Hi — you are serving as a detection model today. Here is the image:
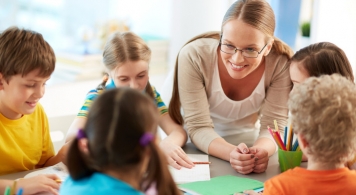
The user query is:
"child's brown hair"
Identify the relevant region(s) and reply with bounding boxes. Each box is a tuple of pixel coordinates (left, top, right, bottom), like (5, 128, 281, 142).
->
(0, 27, 55, 81)
(289, 74, 356, 164)
(289, 42, 354, 81)
(66, 88, 180, 195)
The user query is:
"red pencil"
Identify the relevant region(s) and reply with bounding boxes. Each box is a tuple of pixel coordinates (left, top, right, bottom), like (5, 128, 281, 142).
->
(193, 162, 211, 164)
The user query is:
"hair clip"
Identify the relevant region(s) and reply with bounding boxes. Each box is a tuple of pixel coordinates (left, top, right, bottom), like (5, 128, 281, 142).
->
(139, 132, 154, 146)
(77, 129, 86, 140)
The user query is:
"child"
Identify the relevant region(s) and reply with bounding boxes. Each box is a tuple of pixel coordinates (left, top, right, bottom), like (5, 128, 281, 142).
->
(65, 31, 193, 169)
(242, 74, 356, 195)
(0, 27, 65, 194)
(60, 88, 181, 195)
(289, 42, 355, 166)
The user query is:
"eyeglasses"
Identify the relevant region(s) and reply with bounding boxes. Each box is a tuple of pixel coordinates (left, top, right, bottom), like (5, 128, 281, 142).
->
(220, 43, 268, 58)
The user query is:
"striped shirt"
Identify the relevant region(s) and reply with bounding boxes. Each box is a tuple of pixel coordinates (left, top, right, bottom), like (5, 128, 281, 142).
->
(77, 80, 168, 117)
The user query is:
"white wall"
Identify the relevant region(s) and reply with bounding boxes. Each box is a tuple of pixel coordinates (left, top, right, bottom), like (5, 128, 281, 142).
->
(312, 0, 356, 78)
(168, 0, 233, 70)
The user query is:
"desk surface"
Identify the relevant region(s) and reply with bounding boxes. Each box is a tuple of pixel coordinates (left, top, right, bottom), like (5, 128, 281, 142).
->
(183, 142, 306, 182)
(0, 143, 307, 182)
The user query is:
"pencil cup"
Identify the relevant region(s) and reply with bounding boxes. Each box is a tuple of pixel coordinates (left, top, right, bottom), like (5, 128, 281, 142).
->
(278, 149, 303, 172)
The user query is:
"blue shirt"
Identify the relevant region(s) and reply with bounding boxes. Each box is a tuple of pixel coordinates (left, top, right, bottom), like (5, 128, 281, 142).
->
(60, 172, 143, 195)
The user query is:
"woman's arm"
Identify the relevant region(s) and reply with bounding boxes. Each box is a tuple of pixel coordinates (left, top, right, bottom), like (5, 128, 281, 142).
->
(159, 113, 194, 169)
(177, 40, 222, 154)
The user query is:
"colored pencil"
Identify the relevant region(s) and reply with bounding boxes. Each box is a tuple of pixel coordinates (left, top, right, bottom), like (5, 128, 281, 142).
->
(193, 162, 211, 164)
(286, 123, 293, 151)
(284, 126, 288, 147)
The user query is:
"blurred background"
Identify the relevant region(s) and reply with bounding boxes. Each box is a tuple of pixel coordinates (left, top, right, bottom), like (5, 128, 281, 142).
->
(1, 0, 355, 151)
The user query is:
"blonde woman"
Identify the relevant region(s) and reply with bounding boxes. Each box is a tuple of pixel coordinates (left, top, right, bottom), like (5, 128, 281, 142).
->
(169, 0, 294, 174)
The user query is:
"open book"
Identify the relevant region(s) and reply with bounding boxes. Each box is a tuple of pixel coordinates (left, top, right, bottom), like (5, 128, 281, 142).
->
(169, 154, 210, 184)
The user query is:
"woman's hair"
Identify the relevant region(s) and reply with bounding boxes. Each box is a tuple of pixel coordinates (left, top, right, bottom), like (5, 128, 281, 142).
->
(97, 31, 154, 98)
(290, 42, 354, 81)
(66, 88, 180, 195)
(0, 26, 55, 82)
(289, 74, 356, 164)
(169, 0, 293, 124)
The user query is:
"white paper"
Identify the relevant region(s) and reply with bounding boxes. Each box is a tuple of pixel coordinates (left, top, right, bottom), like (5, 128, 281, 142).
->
(24, 162, 68, 180)
(24, 163, 69, 195)
(169, 154, 210, 184)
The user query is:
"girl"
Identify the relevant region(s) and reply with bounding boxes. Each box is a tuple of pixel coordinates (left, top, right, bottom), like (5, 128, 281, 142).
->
(60, 88, 181, 195)
(66, 32, 193, 169)
(169, 0, 293, 174)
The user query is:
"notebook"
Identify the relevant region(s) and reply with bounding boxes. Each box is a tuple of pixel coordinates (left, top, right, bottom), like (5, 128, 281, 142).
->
(169, 154, 210, 184)
(179, 175, 264, 195)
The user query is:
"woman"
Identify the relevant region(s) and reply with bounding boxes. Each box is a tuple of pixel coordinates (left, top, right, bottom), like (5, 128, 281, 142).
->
(169, 0, 293, 174)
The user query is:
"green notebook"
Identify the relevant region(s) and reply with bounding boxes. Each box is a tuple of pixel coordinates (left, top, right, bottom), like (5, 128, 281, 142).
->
(179, 175, 264, 195)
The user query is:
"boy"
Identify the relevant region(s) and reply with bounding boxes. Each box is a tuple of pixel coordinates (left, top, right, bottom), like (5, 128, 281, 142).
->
(242, 74, 356, 195)
(0, 27, 64, 194)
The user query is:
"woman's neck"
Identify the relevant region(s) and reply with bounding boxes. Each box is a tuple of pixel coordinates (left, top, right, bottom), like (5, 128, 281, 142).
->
(104, 169, 142, 190)
(307, 157, 345, 171)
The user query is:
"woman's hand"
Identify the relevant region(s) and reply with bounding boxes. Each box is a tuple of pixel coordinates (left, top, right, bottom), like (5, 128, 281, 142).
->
(230, 143, 257, 174)
(159, 140, 194, 169)
(249, 146, 269, 173)
(17, 174, 60, 195)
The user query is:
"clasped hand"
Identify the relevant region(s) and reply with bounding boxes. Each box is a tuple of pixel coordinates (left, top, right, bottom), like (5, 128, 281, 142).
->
(229, 143, 269, 174)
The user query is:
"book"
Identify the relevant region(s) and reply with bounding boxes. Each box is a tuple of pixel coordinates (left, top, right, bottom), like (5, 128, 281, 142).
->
(179, 175, 264, 195)
(169, 154, 210, 184)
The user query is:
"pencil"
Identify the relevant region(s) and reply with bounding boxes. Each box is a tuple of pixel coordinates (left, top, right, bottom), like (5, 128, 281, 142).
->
(55, 179, 62, 183)
(4, 186, 10, 195)
(286, 123, 293, 151)
(273, 120, 279, 133)
(284, 126, 288, 147)
(193, 162, 211, 164)
(17, 188, 23, 195)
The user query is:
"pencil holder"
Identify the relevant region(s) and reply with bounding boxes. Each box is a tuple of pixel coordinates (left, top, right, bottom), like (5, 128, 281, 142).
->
(278, 149, 303, 172)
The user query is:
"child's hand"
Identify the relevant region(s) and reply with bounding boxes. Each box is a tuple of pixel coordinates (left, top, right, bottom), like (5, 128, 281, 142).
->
(159, 140, 194, 169)
(230, 143, 255, 174)
(17, 174, 60, 195)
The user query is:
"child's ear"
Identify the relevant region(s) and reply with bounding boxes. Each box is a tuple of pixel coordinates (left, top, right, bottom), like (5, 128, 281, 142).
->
(78, 138, 90, 155)
(297, 133, 309, 149)
(0, 73, 4, 90)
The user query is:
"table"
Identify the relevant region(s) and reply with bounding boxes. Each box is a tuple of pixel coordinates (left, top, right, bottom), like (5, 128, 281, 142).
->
(0, 143, 307, 182)
(183, 142, 307, 182)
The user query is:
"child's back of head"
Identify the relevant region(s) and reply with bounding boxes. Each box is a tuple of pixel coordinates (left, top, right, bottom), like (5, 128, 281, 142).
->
(0, 26, 55, 81)
(65, 88, 180, 195)
(289, 74, 356, 164)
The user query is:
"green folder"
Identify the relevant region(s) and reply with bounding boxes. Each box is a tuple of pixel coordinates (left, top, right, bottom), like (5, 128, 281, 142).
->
(179, 175, 264, 195)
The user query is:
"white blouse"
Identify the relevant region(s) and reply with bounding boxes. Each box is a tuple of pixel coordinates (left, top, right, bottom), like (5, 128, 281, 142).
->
(208, 63, 266, 140)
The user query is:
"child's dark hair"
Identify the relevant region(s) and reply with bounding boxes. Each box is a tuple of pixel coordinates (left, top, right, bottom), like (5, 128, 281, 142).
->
(97, 31, 154, 99)
(66, 88, 180, 195)
(290, 42, 354, 81)
(0, 26, 55, 81)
